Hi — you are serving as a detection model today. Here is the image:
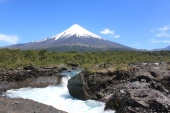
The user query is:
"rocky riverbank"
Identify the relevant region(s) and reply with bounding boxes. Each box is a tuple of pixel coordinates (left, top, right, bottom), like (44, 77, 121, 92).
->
(67, 62, 170, 112)
(0, 64, 68, 93)
(0, 64, 69, 113)
(0, 97, 67, 113)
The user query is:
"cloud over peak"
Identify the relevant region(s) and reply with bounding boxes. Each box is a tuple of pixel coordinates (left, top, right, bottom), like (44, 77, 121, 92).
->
(114, 35, 120, 38)
(0, 34, 19, 44)
(100, 28, 114, 35)
(100, 28, 120, 38)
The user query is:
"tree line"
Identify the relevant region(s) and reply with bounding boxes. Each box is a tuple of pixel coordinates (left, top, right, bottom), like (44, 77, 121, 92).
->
(0, 48, 170, 69)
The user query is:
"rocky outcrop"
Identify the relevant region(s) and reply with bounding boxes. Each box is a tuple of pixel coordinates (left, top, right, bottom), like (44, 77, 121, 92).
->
(0, 97, 67, 113)
(68, 69, 136, 101)
(0, 65, 68, 93)
(160, 76, 170, 91)
(67, 62, 170, 112)
(105, 89, 170, 113)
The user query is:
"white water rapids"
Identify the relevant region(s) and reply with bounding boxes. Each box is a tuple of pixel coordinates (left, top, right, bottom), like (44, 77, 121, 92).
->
(4, 70, 114, 113)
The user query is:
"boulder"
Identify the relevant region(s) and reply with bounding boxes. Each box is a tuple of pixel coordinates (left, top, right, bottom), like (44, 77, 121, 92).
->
(104, 92, 122, 110)
(67, 71, 91, 100)
(105, 89, 170, 113)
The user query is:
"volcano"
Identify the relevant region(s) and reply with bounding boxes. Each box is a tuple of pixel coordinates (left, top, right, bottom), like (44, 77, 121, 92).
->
(7, 24, 134, 51)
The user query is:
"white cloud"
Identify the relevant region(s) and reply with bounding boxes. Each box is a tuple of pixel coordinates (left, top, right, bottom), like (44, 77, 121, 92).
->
(156, 32, 170, 37)
(151, 25, 170, 38)
(150, 39, 170, 44)
(114, 35, 120, 38)
(100, 28, 114, 34)
(0, 34, 19, 44)
(162, 40, 170, 43)
(100, 28, 120, 38)
(158, 26, 170, 32)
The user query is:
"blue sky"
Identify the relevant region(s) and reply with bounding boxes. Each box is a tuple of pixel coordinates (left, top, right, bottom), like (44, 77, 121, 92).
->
(0, 0, 170, 50)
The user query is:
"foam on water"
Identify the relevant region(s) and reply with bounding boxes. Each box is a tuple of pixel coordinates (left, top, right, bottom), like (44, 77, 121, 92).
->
(4, 70, 115, 113)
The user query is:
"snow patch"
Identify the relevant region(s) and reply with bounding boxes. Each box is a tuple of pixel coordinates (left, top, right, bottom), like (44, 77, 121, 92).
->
(35, 38, 50, 43)
(52, 24, 102, 40)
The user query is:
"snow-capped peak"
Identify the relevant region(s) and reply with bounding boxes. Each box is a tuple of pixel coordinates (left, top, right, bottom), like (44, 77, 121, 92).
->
(53, 24, 102, 40)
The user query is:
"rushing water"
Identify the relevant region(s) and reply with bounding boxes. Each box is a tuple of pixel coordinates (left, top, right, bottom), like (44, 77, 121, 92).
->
(4, 70, 114, 113)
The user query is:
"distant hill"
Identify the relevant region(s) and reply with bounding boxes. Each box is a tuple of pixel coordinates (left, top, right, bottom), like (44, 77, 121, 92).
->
(163, 45, 170, 50)
(154, 45, 170, 51)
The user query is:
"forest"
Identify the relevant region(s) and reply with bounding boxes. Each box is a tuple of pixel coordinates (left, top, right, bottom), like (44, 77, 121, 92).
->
(0, 48, 170, 69)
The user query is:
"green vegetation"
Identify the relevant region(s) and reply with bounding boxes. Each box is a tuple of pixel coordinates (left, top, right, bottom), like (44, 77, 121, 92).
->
(0, 48, 170, 69)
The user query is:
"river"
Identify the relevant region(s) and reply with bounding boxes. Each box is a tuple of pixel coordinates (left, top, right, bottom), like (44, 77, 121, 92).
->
(4, 70, 114, 113)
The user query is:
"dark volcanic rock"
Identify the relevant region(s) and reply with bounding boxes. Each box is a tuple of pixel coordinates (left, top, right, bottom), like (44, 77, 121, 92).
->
(67, 69, 136, 101)
(0, 65, 68, 93)
(67, 62, 170, 112)
(105, 89, 170, 113)
(160, 76, 170, 91)
(0, 65, 70, 113)
(67, 71, 90, 100)
(0, 97, 67, 113)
